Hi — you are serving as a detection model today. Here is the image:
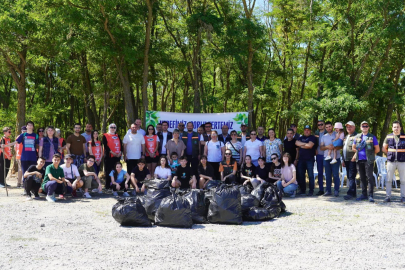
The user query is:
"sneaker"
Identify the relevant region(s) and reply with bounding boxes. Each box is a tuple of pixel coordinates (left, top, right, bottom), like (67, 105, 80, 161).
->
(17, 184, 23, 188)
(383, 196, 391, 203)
(334, 190, 339, 197)
(25, 196, 33, 201)
(330, 159, 337, 164)
(356, 194, 368, 201)
(324, 156, 332, 160)
(59, 194, 65, 199)
(83, 192, 92, 198)
(77, 188, 83, 193)
(369, 196, 375, 203)
(131, 190, 137, 196)
(0, 184, 5, 188)
(46, 195, 56, 203)
(316, 190, 325, 196)
(92, 189, 99, 193)
(112, 191, 118, 196)
(307, 191, 314, 196)
(123, 192, 130, 197)
(344, 195, 354, 200)
(290, 191, 296, 198)
(33, 196, 40, 200)
(323, 191, 332, 196)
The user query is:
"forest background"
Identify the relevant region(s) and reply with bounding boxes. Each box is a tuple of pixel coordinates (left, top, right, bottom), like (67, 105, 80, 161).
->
(1, 0, 404, 149)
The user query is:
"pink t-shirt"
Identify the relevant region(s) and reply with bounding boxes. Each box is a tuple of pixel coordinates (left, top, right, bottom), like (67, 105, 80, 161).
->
(281, 164, 297, 184)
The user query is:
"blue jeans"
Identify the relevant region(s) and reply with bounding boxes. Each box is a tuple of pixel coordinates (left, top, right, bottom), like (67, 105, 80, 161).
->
(297, 159, 315, 193)
(323, 158, 341, 193)
(277, 181, 298, 196)
(344, 160, 357, 197)
(316, 154, 324, 191)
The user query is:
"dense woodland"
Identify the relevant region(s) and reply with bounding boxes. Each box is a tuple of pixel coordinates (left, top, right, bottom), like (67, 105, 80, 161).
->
(1, 0, 404, 147)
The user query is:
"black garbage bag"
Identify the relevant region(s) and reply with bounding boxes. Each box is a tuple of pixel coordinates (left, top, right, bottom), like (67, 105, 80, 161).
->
(155, 193, 193, 228)
(112, 197, 152, 227)
(280, 201, 286, 213)
(261, 184, 282, 209)
(180, 189, 207, 224)
(268, 206, 282, 218)
(143, 178, 171, 189)
(137, 195, 146, 206)
(239, 185, 253, 195)
(205, 180, 222, 190)
(207, 185, 242, 225)
(144, 188, 172, 221)
(251, 182, 270, 201)
(241, 194, 260, 212)
(242, 207, 274, 221)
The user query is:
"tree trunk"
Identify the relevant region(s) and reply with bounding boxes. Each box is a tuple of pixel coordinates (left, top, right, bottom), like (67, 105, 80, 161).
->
(115, 57, 136, 127)
(80, 51, 99, 129)
(192, 28, 201, 113)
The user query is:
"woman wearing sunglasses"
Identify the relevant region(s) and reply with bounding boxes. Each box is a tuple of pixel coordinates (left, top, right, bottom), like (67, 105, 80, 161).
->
(144, 124, 160, 174)
(220, 149, 238, 184)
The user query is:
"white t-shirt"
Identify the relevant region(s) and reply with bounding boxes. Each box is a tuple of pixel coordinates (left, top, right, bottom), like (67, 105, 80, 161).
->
(206, 140, 224, 162)
(154, 166, 171, 179)
(281, 164, 297, 184)
(123, 132, 145, 159)
(60, 164, 80, 179)
(161, 132, 169, 154)
(244, 139, 263, 161)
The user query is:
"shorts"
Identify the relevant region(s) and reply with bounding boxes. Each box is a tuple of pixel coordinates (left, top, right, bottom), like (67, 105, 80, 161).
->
(145, 156, 159, 163)
(333, 138, 343, 147)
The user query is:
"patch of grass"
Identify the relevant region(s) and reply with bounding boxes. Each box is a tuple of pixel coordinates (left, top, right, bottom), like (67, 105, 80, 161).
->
(10, 236, 37, 242)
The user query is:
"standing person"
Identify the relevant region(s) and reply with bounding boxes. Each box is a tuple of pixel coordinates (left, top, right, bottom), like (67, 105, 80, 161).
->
(126, 119, 146, 136)
(243, 131, 264, 166)
(320, 122, 343, 197)
(79, 155, 103, 198)
(268, 154, 282, 183)
(218, 125, 231, 143)
(263, 128, 283, 165)
(177, 122, 186, 136)
(166, 129, 186, 163)
(256, 126, 268, 142)
(198, 124, 206, 157)
(88, 130, 103, 176)
(324, 122, 345, 164)
(182, 122, 200, 175)
(24, 157, 46, 201)
(314, 120, 327, 195)
(81, 123, 93, 157)
(219, 149, 238, 184)
(283, 128, 299, 167)
(158, 121, 173, 157)
(276, 153, 298, 197)
(172, 156, 197, 189)
(130, 158, 152, 195)
(66, 123, 86, 167)
(295, 125, 317, 196)
(37, 127, 45, 142)
(342, 121, 358, 200)
(238, 123, 250, 147)
(39, 126, 60, 167)
(352, 121, 380, 202)
(15, 126, 26, 188)
(144, 124, 160, 175)
(198, 155, 215, 189)
(290, 124, 301, 140)
(60, 154, 83, 197)
(156, 123, 163, 136)
(204, 131, 225, 179)
(226, 130, 243, 165)
(123, 123, 146, 179)
(0, 127, 13, 188)
(154, 156, 172, 180)
(103, 123, 122, 189)
(200, 122, 213, 151)
(55, 128, 66, 162)
(382, 121, 405, 203)
(110, 162, 130, 197)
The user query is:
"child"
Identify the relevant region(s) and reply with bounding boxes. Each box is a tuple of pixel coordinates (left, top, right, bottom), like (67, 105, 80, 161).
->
(172, 156, 197, 190)
(168, 152, 180, 177)
(325, 122, 344, 164)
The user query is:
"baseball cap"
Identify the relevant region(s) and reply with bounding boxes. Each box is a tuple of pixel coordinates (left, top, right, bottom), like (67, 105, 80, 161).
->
(304, 125, 311, 130)
(345, 121, 355, 126)
(64, 154, 73, 159)
(360, 121, 369, 125)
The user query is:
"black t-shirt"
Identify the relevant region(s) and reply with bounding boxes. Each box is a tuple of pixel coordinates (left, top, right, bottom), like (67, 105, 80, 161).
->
(176, 165, 194, 189)
(256, 166, 269, 180)
(240, 163, 256, 178)
(270, 164, 282, 178)
(131, 167, 151, 183)
(27, 165, 45, 183)
(283, 138, 297, 160)
(198, 164, 215, 179)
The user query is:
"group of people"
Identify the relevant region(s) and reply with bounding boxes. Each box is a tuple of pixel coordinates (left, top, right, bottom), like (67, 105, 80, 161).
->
(1, 118, 404, 204)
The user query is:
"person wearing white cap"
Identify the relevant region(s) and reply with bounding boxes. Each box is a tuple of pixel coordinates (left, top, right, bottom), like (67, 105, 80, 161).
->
(324, 122, 344, 164)
(342, 121, 358, 200)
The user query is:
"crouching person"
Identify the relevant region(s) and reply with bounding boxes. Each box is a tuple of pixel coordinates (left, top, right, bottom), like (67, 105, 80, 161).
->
(219, 149, 238, 184)
(79, 155, 102, 198)
(130, 158, 151, 195)
(41, 154, 72, 203)
(276, 153, 298, 198)
(110, 162, 130, 197)
(60, 154, 83, 198)
(24, 157, 46, 201)
(172, 156, 197, 190)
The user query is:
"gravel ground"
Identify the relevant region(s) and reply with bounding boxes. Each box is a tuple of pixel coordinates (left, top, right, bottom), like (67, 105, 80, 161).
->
(1, 175, 405, 270)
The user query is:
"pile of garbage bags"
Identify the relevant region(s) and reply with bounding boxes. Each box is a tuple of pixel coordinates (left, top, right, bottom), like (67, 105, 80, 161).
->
(112, 178, 286, 228)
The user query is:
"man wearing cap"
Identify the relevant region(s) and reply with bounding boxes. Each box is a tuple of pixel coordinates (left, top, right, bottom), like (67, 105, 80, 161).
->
(342, 121, 358, 200)
(320, 121, 343, 196)
(238, 123, 250, 147)
(295, 125, 317, 195)
(382, 121, 405, 203)
(352, 121, 379, 202)
(314, 120, 327, 195)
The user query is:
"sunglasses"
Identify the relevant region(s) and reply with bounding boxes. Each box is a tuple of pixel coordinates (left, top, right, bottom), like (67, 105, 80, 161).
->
(39, 130, 44, 132)
(271, 157, 277, 160)
(110, 127, 117, 129)
(318, 124, 324, 126)
(362, 125, 369, 128)
(231, 133, 237, 136)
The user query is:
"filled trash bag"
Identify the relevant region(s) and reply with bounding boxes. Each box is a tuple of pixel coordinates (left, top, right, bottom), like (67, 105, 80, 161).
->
(280, 201, 286, 213)
(207, 185, 242, 225)
(112, 197, 152, 227)
(144, 188, 172, 221)
(155, 193, 193, 228)
(180, 189, 207, 224)
(268, 206, 282, 219)
(239, 185, 253, 195)
(143, 178, 171, 189)
(242, 207, 274, 221)
(137, 195, 146, 206)
(251, 182, 270, 201)
(205, 180, 222, 190)
(241, 194, 260, 212)
(261, 184, 282, 209)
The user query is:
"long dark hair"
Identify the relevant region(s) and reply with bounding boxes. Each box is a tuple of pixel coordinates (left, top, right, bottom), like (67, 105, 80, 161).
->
(270, 153, 281, 173)
(146, 124, 156, 135)
(199, 155, 208, 167)
(91, 130, 100, 147)
(158, 156, 170, 169)
(223, 149, 236, 164)
(113, 162, 123, 181)
(282, 152, 292, 167)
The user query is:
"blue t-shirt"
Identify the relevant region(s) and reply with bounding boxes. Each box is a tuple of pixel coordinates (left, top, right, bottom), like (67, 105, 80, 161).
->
(170, 160, 180, 175)
(353, 135, 378, 160)
(297, 135, 317, 161)
(109, 170, 127, 184)
(186, 132, 193, 155)
(16, 133, 39, 161)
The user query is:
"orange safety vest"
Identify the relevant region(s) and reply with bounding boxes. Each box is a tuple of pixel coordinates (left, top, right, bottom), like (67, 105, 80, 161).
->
(144, 135, 159, 157)
(1, 137, 12, 160)
(58, 138, 65, 158)
(104, 133, 121, 157)
(16, 142, 23, 160)
(90, 140, 102, 160)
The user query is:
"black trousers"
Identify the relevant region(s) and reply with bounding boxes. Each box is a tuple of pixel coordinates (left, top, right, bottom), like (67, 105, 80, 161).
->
(0, 153, 11, 185)
(357, 160, 375, 197)
(112, 181, 127, 192)
(186, 155, 199, 177)
(208, 162, 220, 180)
(104, 156, 121, 189)
(24, 176, 41, 197)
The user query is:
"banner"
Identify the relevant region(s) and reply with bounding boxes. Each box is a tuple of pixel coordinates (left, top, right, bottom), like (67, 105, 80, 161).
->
(145, 111, 248, 132)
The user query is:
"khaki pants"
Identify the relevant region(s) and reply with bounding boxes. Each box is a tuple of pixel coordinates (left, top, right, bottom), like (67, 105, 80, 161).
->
(386, 161, 405, 198)
(82, 176, 98, 189)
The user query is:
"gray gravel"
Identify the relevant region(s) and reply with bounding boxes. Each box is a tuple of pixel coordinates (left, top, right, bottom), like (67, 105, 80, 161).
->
(1, 175, 405, 270)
